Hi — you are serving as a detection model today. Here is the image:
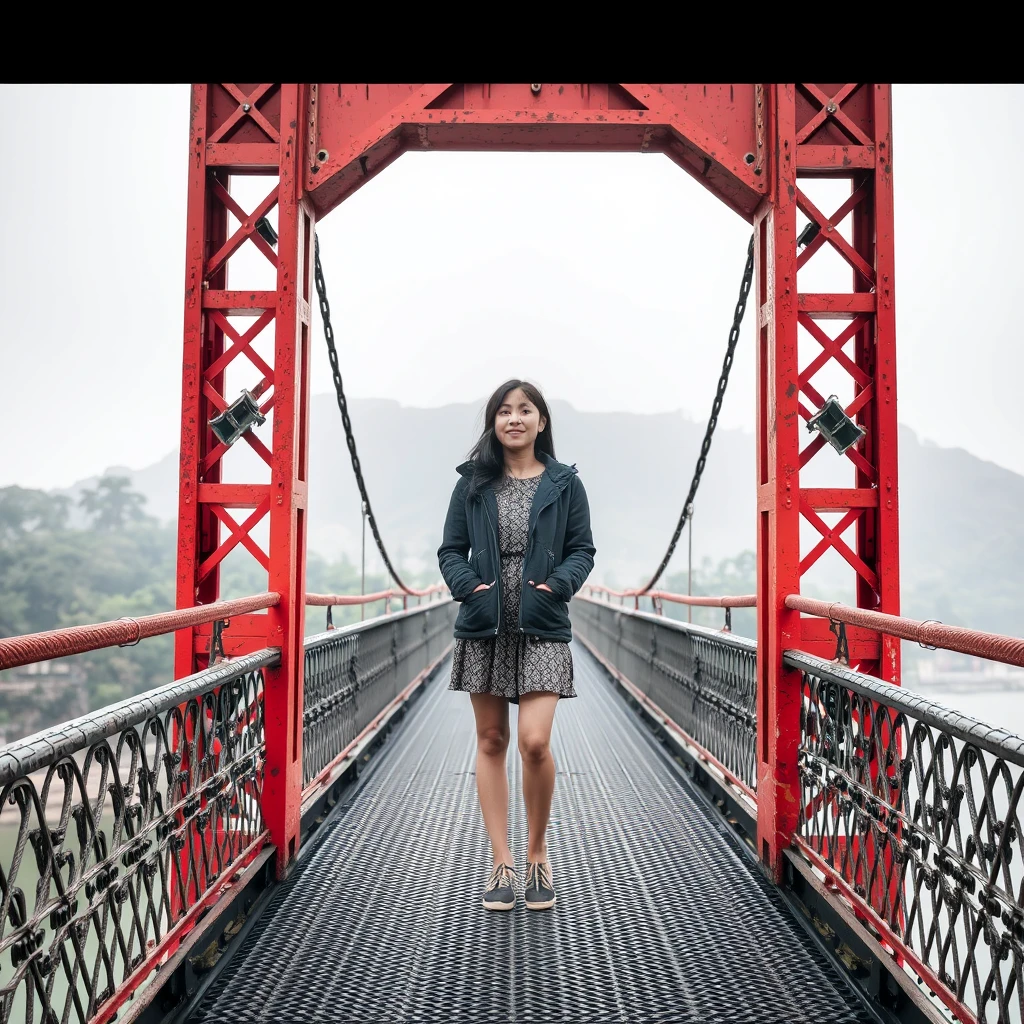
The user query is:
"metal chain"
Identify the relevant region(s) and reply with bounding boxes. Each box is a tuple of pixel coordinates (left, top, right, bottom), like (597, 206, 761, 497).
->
(314, 230, 752, 597)
(640, 234, 755, 593)
(314, 234, 414, 593)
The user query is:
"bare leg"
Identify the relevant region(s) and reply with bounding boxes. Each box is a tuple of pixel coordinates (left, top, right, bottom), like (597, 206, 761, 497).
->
(517, 692, 560, 865)
(469, 693, 513, 867)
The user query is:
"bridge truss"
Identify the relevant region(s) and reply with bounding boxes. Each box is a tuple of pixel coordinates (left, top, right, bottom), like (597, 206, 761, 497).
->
(175, 83, 900, 881)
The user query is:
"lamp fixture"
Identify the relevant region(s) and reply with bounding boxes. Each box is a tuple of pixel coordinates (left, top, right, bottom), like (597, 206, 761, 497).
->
(255, 216, 278, 247)
(209, 389, 267, 447)
(806, 395, 865, 455)
(797, 221, 820, 249)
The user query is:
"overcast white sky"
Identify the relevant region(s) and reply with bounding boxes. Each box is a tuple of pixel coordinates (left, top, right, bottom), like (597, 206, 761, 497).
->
(1, 84, 1021, 490)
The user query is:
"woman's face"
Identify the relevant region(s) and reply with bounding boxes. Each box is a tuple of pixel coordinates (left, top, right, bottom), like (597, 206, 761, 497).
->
(494, 387, 546, 455)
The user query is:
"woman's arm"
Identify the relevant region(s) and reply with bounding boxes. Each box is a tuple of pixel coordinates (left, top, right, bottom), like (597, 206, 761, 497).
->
(543, 475, 596, 601)
(437, 476, 485, 601)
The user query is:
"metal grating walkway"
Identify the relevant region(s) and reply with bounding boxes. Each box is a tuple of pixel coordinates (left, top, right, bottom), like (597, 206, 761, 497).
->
(189, 646, 872, 1024)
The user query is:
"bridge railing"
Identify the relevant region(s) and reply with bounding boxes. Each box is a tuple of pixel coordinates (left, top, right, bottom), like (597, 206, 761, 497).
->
(0, 595, 454, 1024)
(581, 582, 756, 626)
(302, 602, 456, 795)
(0, 650, 273, 1024)
(791, 650, 1024, 1024)
(576, 587, 1024, 1024)
(572, 593, 758, 797)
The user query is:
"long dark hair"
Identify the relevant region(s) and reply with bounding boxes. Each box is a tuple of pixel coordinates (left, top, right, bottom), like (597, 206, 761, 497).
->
(467, 379, 556, 495)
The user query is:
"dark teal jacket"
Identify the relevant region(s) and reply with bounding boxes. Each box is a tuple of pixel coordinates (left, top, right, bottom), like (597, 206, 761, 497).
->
(437, 452, 596, 642)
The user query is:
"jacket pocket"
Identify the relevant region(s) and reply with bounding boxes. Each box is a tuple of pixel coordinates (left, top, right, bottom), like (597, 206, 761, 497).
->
(521, 583, 570, 636)
(455, 583, 499, 635)
(471, 547, 492, 586)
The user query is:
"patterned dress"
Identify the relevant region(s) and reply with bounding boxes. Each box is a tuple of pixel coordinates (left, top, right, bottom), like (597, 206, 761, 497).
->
(448, 473, 576, 704)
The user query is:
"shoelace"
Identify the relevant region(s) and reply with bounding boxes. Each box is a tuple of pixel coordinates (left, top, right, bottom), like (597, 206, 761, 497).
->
(526, 861, 553, 891)
(487, 863, 516, 892)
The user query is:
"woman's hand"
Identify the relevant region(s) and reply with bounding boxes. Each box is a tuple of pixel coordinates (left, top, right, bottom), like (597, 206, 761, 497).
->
(529, 581, 554, 593)
(472, 582, 493, 593)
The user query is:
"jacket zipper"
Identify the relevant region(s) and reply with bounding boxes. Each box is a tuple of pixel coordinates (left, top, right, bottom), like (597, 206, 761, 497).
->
(482, 495, 502, 636)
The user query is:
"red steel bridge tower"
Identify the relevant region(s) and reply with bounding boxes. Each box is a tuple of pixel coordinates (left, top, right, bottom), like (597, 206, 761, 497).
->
(175, 84, 899, 881)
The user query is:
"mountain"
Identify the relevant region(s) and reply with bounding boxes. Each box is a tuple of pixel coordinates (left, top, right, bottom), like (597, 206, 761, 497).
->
(55, 396, 1024, 637)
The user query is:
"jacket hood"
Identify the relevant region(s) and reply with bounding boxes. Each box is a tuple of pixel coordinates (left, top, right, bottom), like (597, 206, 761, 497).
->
(456, 450, 578, 483)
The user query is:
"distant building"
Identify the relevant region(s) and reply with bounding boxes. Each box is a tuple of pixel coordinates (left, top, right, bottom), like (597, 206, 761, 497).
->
(911, 651, 1024, 692)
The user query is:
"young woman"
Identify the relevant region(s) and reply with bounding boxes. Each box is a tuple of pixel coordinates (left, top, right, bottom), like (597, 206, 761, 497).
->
(438, 379, 596, 912)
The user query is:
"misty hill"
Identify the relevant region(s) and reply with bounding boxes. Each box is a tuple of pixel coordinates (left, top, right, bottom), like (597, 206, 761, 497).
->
(58, 396, 1024, 637)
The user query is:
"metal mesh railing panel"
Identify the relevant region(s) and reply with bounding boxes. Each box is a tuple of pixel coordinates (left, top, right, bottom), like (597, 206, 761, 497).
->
(0, 652, 273, 1024)
(572, 597, 758, 792)
(791, 650, 1024, 1024)
(301, 603, 456, 789)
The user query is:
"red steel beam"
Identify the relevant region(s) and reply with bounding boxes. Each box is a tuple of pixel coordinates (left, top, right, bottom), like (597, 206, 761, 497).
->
(751, 84, 900, 882)
(0, 589, 448, 674)
(175, 84, 315, 879)
(176, 86, 228, 672)
(0, 594, 279, 671)
(754, 85, 804, 882)
(306, 84, 766, 222)
(263, 85, 314, 879)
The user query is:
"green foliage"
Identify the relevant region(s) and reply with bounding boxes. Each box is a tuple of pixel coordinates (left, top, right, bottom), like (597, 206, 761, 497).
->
(78, 475, 148, 532)
(0, 479, 441, 736)
(0, 486, 70, 539)
(664, 550, 756, 638)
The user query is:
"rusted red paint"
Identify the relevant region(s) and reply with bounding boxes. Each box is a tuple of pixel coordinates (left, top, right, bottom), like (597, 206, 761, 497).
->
(307, 83, 765, 221)
(747, 85, 901, 881)
(0, 594, 280, 671)
(174, 82, 901, 892)
(93, 840, 272, 1024)
(788, 596, 1024, 668)
(753, 85, 803, 882)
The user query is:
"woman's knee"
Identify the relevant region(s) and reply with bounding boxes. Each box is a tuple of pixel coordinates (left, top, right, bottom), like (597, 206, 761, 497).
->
(477, 724, 510, 757)
(518, 733, 550, 763)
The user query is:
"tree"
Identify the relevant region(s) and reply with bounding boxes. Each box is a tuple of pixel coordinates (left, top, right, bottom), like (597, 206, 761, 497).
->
(79, 476, 149, 531)
(664, 550, 757, 638)
(0, 475, 437, 740)
(0, 486, 70, 539)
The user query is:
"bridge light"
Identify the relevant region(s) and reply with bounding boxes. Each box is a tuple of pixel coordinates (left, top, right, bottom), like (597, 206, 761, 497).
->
(209, 389, 267, 447)
(797, 221, 820, 249)
(255, 216, 278, 247)
(806, 395, 865, 455)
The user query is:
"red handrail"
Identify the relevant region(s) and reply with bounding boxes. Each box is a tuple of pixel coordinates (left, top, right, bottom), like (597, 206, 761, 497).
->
(306, 584, 448, 606)
(786, 595, 1024, 669)
(584, 583, 756, 608)
(0, 586, 451, 672)
(0, 593, 281, 672)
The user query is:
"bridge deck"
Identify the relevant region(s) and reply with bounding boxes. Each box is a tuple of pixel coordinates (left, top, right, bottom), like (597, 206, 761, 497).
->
(188, 646, 872, 1024)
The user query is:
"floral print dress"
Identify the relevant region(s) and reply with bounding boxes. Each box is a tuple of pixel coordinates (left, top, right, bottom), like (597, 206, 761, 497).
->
(448, 473, 576, 704)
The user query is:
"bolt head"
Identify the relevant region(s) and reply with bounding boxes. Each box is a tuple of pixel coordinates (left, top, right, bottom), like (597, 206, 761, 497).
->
(826, 102, 837, 114)
(242, 102, 251, 112)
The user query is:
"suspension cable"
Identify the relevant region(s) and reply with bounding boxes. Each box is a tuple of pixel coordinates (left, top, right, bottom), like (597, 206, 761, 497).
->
(314, 234, 421, 595)
(315, 231, 753, 597)
(639, 234, 755, 594)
